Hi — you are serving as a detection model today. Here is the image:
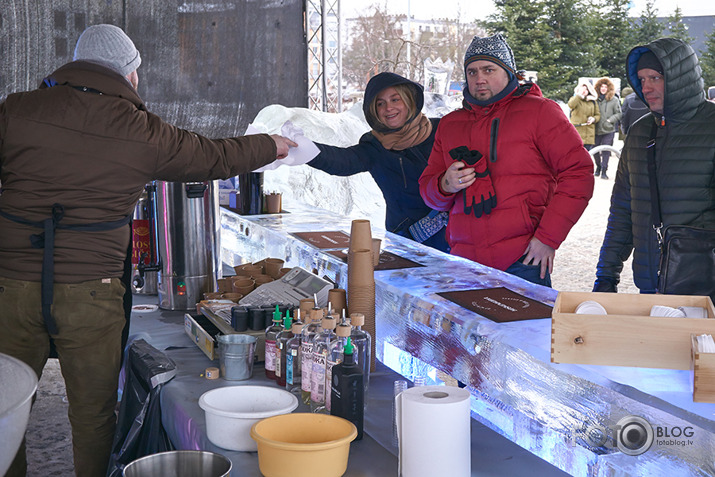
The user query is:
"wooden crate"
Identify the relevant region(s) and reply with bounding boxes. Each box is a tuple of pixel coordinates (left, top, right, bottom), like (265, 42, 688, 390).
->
(692, 334, 715, 403)
(551, 292, 715, 370)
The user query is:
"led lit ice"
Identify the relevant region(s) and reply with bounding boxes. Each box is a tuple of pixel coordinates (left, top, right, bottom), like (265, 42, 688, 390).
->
(219, 102, 715, 476)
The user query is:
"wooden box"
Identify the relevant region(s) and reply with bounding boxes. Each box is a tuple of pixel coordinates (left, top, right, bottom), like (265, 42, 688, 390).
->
(691, 334, 715, 403)
(551, 292, 715, 370)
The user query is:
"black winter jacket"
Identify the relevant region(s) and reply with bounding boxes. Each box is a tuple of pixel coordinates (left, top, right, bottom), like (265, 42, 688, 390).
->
(594, 38, 715, 293)
(309, 73, 448, 252)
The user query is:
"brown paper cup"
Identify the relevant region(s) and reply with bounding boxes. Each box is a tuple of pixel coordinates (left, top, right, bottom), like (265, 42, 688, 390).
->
(265, 193, 282, 214)
(221, 292, 243, 303)
(236, 265, 262, 277)
(277, 267, 292, 278)
(264, 258, 285, 278)
(371, 238, 382, 267)
(253, 274, 274, 286)
(217, 278, 233, 293)
(231, 277, 255, 295)
(347, 249, 374, 287)
(300, 298, 316, 317)
(328, 288, 347, 316)
(349, 219, 372, 252)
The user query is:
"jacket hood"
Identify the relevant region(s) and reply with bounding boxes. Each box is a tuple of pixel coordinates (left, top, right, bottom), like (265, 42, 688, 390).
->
(626, 37, 705, 122)
(363, 72, 424, 133)
(574, 80, 598, 99)
(40, 60, 144, 109)
(594, 77, 616, 101)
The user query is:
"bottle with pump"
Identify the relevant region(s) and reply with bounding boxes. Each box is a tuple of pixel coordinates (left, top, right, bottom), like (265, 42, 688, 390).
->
(275, 311, 293, 387)
(286, 321, 304, 396)
(349, 312, 372, 396)
(264, 305, 282, 380)
(326, 322, 351, 412)
(300, 306, 324, 405)
(330, 337, 364, 440)
(310, 315, 337, 413)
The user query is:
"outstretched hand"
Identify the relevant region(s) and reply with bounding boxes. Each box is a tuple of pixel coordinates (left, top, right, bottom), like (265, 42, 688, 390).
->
(522, 236, 555, 279)
(271, 134, 298, 159)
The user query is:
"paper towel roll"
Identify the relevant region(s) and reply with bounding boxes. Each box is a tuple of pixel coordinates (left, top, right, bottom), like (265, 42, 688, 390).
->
(397, 385, 471, 477)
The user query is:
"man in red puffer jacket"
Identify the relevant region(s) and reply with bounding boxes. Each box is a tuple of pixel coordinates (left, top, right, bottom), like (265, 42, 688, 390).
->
(419, 33, 594, 286)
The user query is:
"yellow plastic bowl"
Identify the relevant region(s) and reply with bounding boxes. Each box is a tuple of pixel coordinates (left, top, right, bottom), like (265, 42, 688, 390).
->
(250, 413, 357, 477)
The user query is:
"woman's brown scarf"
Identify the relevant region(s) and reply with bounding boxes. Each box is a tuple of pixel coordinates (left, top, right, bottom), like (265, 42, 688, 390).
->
(372, 113, 432, 151)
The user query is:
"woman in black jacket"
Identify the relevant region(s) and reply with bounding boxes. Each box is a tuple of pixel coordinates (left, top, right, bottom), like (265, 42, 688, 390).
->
(309, 72, 449, 253)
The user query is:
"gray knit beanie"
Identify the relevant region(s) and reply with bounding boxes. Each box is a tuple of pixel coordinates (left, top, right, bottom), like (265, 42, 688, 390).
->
(464, 33, 516, 77)
(73, 24, 141, 77)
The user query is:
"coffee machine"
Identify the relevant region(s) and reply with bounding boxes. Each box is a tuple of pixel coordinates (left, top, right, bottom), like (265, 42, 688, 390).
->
(154, 181, 220, 310)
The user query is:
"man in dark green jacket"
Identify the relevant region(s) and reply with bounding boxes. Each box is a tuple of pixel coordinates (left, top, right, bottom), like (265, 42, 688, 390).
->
(593, 37, 715, 294)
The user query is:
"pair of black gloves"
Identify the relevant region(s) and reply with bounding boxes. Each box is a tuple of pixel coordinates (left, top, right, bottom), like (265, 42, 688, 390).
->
(449, 146, 497, 218)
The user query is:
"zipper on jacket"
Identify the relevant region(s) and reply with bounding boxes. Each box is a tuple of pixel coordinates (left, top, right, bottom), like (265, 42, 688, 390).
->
(489, 118, 500, 163)
(398, 157, 407, 188)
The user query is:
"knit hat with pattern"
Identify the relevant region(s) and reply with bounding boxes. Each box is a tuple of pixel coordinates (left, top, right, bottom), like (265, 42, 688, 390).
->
(73, 24, 141, 77)
(464, 33, 516, 78)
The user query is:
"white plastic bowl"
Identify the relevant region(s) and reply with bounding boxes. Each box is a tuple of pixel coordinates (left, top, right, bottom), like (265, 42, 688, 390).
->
(0, 353, 38, 476)
(199, 385, 298, 452)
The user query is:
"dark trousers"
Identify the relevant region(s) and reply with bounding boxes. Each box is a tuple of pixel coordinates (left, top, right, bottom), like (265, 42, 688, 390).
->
(0, 276, 126, 477)
(594, 132, 615, 172)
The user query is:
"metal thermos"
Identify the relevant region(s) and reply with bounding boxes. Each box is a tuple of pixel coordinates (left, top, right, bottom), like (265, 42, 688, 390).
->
(154, 180, 220, 310)
(237, 172, 264, 215)
(131, 184, 158, 295)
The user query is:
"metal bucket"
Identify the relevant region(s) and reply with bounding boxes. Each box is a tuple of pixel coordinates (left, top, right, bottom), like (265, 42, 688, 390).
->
(123, 450, 231, 477)
(218, 334, 257, 380)
(131, 186, 158, 295)
(154, 181, 220, 310)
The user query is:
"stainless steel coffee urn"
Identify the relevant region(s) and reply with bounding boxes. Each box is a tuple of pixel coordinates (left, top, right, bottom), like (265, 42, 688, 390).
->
(131, 184, 158, 295)
(154, 181, 220, 310)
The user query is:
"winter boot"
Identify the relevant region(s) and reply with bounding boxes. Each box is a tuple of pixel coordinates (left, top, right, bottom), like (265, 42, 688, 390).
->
(594, 165, 601, 176)
(601, 170, 609, 180)
(594, 156, 601, 176)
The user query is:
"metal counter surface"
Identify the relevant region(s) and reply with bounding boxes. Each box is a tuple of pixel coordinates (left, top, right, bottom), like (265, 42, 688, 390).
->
(220, 203, 715, 476)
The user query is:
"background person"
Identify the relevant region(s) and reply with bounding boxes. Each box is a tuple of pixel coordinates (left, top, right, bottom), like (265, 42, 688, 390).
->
(568, 80, 600, 151)
(419, 33, 594, 287)
(0, 24, 295, 477)
(592, 77, 622, 179)
(593, 38, 715, 294)
(619, 85, 649, 136)
(308, 72, 449, 253)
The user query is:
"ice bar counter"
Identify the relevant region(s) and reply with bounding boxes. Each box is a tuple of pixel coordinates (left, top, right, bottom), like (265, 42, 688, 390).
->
(220, 202, 715, 476)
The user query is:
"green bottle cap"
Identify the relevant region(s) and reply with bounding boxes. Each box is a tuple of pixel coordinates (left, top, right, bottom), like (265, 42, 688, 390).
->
(283, 310, 292, 329)
(273, 304, 281, 323)
(344, 337, 354, 355)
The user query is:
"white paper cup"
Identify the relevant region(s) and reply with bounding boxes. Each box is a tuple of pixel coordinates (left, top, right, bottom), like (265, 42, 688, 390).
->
(575, 300, 607, 315)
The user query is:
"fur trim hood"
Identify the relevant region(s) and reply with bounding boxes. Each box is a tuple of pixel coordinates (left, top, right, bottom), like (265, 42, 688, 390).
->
(594, 77, 616, 101)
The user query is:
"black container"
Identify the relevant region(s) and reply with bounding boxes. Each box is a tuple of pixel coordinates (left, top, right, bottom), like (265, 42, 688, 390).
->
(262, 305, 278, 329)
(248, 307, 265, 330)
(231, 306, 249, 332)
(237, 172, 264, 215)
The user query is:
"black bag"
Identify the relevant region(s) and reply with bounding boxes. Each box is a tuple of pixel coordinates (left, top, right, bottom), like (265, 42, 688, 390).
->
(657, 225, 715, 300)
(646, 123, 715, 301)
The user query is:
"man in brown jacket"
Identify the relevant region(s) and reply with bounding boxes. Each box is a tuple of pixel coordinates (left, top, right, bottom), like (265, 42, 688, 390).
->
(0, 24, 295, 476)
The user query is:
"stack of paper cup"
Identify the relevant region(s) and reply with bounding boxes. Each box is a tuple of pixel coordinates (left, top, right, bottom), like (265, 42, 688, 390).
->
(575, 300, 608, 315)
(650, 305, 686, 318)
(348, 219, 376, 371)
